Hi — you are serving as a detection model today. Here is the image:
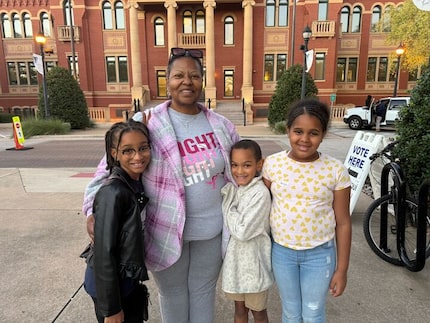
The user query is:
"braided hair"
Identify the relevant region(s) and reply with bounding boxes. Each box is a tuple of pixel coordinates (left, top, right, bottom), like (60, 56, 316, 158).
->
(104, 119, 150, 172)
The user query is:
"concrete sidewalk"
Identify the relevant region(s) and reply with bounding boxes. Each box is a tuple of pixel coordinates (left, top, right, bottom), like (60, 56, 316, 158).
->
(0, 122, 429, 322)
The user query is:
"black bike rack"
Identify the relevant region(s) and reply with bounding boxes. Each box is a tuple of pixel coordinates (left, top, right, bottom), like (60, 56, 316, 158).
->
(380, 162, 406, 258)
(381, 163, 427, 272)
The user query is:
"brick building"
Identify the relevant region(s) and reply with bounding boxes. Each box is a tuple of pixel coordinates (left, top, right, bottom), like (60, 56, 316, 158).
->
(0, 0, 425, 122)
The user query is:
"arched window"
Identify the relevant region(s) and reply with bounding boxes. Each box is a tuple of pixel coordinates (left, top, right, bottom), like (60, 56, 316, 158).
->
(41, 12, 51, 37)
(351, 6, 361, 32)
(266, 0, 275, 27)
(103, 1, 113, 30)
(12, 13, 22, 38)
(371, 6, 382, 32)
(1, 13, 12, 38)
(224, 16, 234, 45)
(196, 10, 205, 33)
(382, 5, 392, 32)
(64, 0, 75, 26)
(183, 10, 193, 33)
(154, 17, 165, 46)
(115, 1, 125, 29)
(23, 13, 33, 38)
(340, 7, 350, 33)
(278, 0, 288, 27)
(318, 0, 328, 21)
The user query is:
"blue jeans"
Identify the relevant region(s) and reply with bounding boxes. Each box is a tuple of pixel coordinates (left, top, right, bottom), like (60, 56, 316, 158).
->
(272, 240, 336, 323)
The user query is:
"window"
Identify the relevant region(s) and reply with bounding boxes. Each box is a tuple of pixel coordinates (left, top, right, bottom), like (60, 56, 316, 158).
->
(266, 0, 275, 27)
(265, 0, 288, 27)
(115, 1, 125, 29)
(224, 70, 234, 97)
(278, 0, 288, 27)
(1, 13, 12, 38)
(154, 17, 165, 46)
(7, 61, 38, 86)
(23, 13, 33, 38)
(276, 54, 287, 80)
(103, 1, 113, 30)
(196, 10, 205, 33)
(264, 54, 274, 81)
(340, 7, 350, 33)
(382, 5, 392, 32)
(156, 70, 167, 97)
(41, 12, 51, 37)
(224, 16, 234, 45)
(367, 57, 392, 82)
(371, 6, 381, 32)
(315, 53, 326, 80)
(318, 0, 328, 21)
(378, 57, 388, 81)
(336, 57, 357, 82)
(68, 56, 79, 80)
(351, 6, 361, 32)
(106, 56, 128, 83)
(264, 53, 287, 81)
(12, 13, 22, 38)
(64, 0, 75, 26)
(183, 10, 193, 33)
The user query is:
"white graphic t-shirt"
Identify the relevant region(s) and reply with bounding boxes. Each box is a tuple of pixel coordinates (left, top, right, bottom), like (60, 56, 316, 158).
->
(262, 151, 350, 250)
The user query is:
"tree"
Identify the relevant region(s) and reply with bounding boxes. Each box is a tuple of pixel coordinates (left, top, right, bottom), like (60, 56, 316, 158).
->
(387, 0, 430, 71)
(38, 66, 91, 129)
(393, 67, 430, 194)
(267, 64, 318, 127)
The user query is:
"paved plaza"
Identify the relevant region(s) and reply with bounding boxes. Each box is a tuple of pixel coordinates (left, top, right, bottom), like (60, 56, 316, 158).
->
(0, 122, 429, 322)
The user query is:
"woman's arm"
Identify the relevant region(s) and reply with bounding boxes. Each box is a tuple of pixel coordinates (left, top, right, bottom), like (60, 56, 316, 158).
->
(330, 186, 352, 297)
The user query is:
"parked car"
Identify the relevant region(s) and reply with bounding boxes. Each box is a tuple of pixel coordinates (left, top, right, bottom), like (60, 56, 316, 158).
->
(343, 97, 410, 130)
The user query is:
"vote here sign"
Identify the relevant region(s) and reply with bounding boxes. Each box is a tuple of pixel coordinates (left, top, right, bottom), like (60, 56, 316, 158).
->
(344, 131, 384, 214)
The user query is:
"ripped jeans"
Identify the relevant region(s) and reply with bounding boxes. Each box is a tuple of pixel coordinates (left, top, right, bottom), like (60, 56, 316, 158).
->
(272, 240, 336, 323)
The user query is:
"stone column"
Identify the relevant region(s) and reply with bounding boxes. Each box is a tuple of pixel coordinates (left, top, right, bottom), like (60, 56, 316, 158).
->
(203, 0, 216, 108)
(242, 0, 255, 123)
(129, 1, 144, 106)
(164, 0, 178, 52)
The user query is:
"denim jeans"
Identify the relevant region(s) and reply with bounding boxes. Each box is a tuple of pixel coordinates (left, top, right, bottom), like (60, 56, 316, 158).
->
(272, 240, 336, 323)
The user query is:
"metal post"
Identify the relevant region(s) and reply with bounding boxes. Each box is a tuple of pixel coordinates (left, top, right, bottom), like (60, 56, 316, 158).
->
(393, 55, 401, 97)
(40, 43, 50, 118)
(68, 0, 77, 80)
(207, 98, 211, 110)
(300, 26, 311, 100)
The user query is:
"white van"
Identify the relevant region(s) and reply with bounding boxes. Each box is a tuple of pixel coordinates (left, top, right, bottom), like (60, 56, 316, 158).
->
(343, 97, 410, 130)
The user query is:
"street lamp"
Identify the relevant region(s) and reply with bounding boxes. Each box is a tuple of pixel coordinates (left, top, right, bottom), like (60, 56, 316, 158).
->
(393, 43, 405, 97)
(300, 25, 312, 99)
(35, 33, 50, 118)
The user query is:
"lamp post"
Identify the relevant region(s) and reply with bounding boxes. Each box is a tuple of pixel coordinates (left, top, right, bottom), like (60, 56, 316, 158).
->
(300, 25, 312, 99)
(393, 43, 405, 97)
(35, 33, 50, 118)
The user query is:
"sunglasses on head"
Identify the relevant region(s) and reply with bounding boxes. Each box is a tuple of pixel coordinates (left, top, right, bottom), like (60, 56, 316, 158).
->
(170, 47, 203, 59)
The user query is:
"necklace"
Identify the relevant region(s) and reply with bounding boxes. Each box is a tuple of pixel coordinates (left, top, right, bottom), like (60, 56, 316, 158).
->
(169, 109, 202, 129)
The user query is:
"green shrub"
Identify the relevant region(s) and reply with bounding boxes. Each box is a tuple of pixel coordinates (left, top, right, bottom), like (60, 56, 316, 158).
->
(273, 121, 287, 134)
(393, 66, 430, 194)
(21, 118, 71, 137)
(267, 64, 318, 127)
(0, 113, 14, 123)
(38, 66, 91, 129)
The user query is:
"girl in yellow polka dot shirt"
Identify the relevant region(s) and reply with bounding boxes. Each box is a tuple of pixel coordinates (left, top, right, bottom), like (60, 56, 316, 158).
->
(262, 98, 352, 323)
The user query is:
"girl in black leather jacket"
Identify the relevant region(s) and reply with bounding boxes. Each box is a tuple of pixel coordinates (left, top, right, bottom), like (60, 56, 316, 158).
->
(83, 120, 151, 323)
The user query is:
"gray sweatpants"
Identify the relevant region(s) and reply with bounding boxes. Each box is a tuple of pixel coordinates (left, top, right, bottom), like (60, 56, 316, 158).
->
(152, 234, 222, 323)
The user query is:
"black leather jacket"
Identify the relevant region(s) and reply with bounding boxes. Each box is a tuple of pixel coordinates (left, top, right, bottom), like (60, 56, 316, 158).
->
(92, 166, 149, 317)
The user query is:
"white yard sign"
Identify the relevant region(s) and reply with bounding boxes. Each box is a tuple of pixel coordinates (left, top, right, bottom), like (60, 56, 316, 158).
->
(344, 131, 384, 214)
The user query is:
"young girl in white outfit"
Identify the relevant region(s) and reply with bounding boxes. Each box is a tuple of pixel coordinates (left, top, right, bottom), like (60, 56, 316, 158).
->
(262, 99, 352, 323)
(221, 139, 274, 323)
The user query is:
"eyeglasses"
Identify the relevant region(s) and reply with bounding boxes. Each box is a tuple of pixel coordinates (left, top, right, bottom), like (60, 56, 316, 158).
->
(170, 47, 203, 59)
(120, 145, 151, 158)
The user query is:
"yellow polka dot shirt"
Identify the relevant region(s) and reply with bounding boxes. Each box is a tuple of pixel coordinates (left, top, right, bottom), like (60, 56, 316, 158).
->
(262, 151, 351, 250)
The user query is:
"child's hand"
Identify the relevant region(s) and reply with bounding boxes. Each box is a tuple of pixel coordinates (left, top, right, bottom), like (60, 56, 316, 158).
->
(329, 270, 347, 297)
